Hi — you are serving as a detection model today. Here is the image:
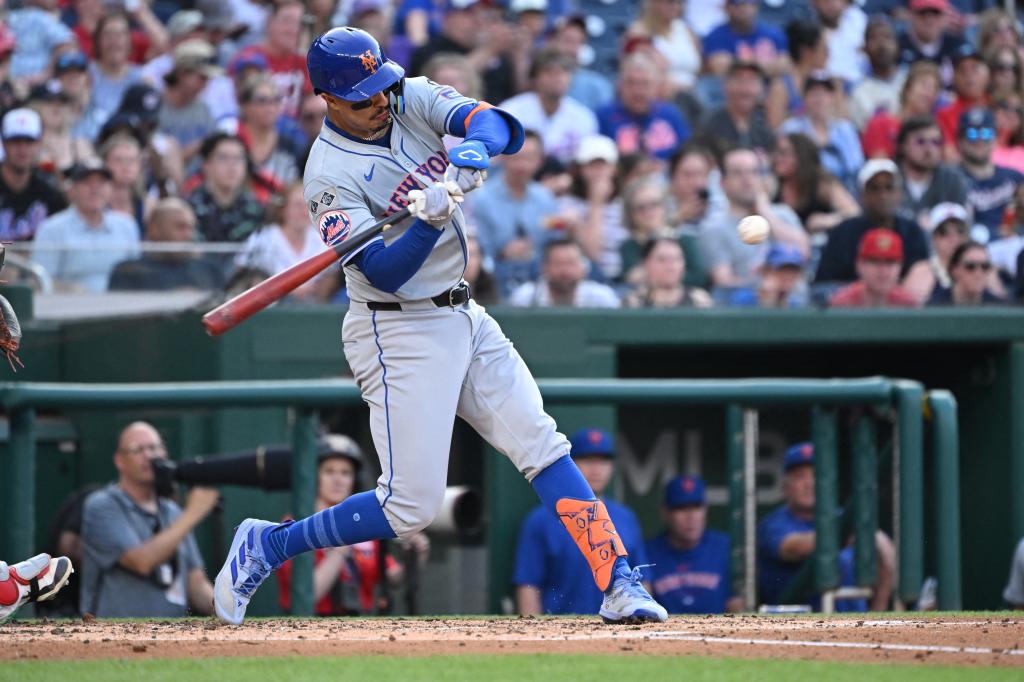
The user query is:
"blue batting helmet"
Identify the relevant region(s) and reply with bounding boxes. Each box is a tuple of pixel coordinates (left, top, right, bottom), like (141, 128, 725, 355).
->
(307, 27, 405, 102)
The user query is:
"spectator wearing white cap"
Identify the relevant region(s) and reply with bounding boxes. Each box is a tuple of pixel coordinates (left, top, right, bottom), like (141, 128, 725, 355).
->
(31, 160, 139, 292)
(924, 202, 971, 291)
(815, 158, 934, 302)
(499, 48, 597, 165)
(0, 108, 68, 243)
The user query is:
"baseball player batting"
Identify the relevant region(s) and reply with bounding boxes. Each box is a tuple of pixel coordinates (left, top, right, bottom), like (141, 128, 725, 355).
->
(213, 27, 666, 625)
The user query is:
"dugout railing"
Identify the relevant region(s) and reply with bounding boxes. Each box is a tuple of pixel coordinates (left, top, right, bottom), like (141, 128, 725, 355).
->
(0, 378, 961, 615)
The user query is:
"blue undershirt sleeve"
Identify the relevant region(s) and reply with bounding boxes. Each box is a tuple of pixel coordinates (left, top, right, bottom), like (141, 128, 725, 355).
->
(352, 219, 443, 293)
(448, 105, 512, 157)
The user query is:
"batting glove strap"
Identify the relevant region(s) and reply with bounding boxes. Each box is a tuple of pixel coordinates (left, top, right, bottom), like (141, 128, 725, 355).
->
(407, 183, 460, 227)
(448, 140, 490, 170)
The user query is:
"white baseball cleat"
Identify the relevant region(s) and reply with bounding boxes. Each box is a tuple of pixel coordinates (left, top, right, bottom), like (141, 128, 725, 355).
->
(599, 564, 668, 624)
(0, 553, 74, 621)
(214, 519, 279, 625)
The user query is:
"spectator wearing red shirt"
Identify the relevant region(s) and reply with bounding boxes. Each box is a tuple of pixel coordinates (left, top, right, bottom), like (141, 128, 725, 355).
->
(228, 0, 311, 120)
(70, 0, 169, 65)
(936, 48, 990, 155)
(277, 436, 429, 616)
(830, 228, 919, 308)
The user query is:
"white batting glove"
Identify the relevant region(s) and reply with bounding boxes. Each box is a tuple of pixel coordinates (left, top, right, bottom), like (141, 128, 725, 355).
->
(408, 182, 460, 228)
(443, 164, 487, 197)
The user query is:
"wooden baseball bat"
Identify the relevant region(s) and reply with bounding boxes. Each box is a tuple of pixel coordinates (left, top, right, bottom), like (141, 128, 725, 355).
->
(202, 207, 412, 336)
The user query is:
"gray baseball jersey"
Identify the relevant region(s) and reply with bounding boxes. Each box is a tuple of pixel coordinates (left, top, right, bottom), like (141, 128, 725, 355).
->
(303, 76, 475, 303)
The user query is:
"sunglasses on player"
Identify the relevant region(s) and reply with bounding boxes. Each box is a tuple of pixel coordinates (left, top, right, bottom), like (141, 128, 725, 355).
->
(350, 81, 403, 111)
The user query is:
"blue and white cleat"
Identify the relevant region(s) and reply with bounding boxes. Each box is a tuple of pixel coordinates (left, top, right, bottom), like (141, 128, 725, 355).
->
(214, 518, 279, 625)
(599, 564, 668, 624)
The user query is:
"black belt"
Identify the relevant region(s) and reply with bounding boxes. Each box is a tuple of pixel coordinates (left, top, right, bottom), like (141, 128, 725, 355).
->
(366, 283, 471, 311)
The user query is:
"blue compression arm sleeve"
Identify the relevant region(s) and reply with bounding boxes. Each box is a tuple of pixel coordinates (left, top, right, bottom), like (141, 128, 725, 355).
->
(352, 219, 443, 293)
(448, 105, 512, 157)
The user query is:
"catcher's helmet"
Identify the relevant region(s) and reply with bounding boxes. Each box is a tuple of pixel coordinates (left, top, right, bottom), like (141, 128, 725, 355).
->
(307, 27, 405, 102)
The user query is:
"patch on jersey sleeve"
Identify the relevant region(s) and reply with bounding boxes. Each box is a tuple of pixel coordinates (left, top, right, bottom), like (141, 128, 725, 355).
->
(309, 200, 319, 214)
(317, 209, 351, 246)
(320, 191, 335, 206)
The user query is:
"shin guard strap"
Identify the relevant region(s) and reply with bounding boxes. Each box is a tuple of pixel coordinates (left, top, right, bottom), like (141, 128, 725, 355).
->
(555, 498, 628, 591)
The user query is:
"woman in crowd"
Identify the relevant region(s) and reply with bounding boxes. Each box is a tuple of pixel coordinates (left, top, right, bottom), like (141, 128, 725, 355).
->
(779, 73, 863, 193)
(101, 133, 154, 235)
(29, 81, 94, 183)
(619, 175, 704, 289)
(766, 20, 830, 129)
(925, 203, 971, 293)
(236, 75, 303, 189)
(236, 181, 332, 302)
(84, 11, 145, 139)
(992, 94, 1024, 173)
(667, 143, 721, 234)
(625, 0, 701, 95)
(862, 61, 943, 159)
(985, 45, 1023, 104)
(623, 235, 711, 308)
(929, 241, 1005, 305)
(975, 8, 1022, 57)
(771, 133, 859, 239)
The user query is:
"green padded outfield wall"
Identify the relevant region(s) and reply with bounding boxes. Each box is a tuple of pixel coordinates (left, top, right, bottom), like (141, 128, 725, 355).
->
(1, 297, 1021, 611)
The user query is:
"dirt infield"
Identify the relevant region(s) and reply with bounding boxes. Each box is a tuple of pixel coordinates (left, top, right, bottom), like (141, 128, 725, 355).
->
(2, 615, 1022, 666)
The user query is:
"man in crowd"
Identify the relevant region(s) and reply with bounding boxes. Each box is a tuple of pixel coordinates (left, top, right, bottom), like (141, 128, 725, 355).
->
(895, 116, 968, 223)
(157, 40, 220, 161)
(936, 48, 990, 150)
(812, 0, 867, 85)
(0, 108, 67, 242)
(548, 15, 614, 112)
(509, 238, 620, 308)
(697, 61, 775, 157)
(469, 130, 557, 299)
(31, 161, 139, 293)
(849, 17, 906, 129)
(597, 52, 691, 163)
(645, 475, 740, 614)
(108, 198, 223, 291)
(897, 0, 966, 84)
(499, 48, 597, 164)
(830, 229, 920, 308)
(188, 133, 265, 244)
(704, 0, 790, 77)
(513, 428, 647, 615)
(700, 147, 808, 289)
(815, 159, 932, 300)
(758, 442, 895, 610)
(957, 108, 1024, 242)
(80, 422, 219, 617)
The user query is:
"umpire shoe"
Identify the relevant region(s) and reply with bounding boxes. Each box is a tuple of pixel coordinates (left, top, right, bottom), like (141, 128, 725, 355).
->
(599, 563, 668, 624)
(0, 553, 74, 621)
(214, 518, 279, 625)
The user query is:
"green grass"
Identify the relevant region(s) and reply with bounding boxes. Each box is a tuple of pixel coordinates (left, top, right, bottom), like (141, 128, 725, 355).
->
(0, 655, 1018, 682)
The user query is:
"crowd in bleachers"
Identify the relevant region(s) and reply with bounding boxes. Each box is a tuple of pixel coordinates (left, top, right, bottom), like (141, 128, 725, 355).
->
(1, 0, 1023, 308)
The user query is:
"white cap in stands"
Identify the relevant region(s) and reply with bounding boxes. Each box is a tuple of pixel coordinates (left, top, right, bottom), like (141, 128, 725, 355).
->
(1, 108, 41, 142)
(575, 134, 618, 165)
(856, 158, 898, 190)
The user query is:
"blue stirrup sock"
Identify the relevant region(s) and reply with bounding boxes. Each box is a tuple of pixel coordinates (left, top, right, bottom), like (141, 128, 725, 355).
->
(531, 455, 632, 591)
(261, 490, 397, 565)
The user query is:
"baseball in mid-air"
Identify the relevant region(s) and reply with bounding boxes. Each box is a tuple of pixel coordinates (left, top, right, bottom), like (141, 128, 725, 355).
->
(737, 214, 769, 245)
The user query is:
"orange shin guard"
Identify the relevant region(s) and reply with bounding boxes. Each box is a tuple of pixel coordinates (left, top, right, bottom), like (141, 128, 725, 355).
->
(556, 498, 628, 591)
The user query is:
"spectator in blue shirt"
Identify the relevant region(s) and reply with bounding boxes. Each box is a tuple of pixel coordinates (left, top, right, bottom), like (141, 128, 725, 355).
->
(597, 52, 691, 163)
(513, 428, 647, 615)
(703, 0, 790, 77)
(646, 475, 740, 614)
(757, 442, 895, 612)
(956, 107, 1024, 241)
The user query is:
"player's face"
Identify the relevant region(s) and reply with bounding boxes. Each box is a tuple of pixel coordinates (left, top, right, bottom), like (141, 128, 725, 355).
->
(574, 456, 613, 496)
(317, 458, 356, 507)
(784, 464, 815, 514)
(665, 505, 706, 547)
(324, 91, 392, 140)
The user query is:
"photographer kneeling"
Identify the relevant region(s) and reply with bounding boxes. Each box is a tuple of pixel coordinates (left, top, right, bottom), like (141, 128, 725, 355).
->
(80, 421, 219, 617)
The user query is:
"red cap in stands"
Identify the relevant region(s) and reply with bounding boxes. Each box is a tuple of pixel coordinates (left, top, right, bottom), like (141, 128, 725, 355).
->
(910, 0, 949, 11)
(858, 229, 904, 262)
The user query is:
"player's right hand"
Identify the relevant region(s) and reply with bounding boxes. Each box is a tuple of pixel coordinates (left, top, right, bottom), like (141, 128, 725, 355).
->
(408, 182, 460, 228)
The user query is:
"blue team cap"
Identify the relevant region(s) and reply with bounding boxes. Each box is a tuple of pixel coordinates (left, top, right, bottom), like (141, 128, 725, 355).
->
(784, 442, 815, 472)
(663, 475, 706, 508)
(765, 243, 806, 269)
(569, 428, 615, 458)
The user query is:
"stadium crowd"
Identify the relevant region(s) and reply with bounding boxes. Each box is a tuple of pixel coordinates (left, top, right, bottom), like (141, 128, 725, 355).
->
(0, 0, 1022, 308)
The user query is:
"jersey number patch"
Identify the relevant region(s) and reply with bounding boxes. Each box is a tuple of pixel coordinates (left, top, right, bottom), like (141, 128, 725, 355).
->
(318, 209, 351, 246)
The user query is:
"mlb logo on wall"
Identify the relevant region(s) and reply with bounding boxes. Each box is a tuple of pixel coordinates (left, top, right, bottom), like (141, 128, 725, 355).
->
(318, 209, 351, 246)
